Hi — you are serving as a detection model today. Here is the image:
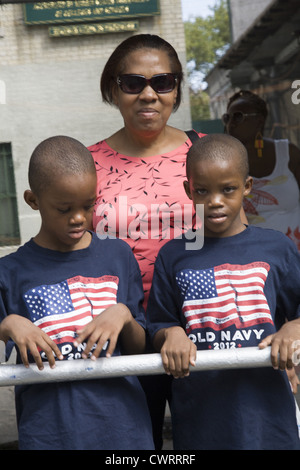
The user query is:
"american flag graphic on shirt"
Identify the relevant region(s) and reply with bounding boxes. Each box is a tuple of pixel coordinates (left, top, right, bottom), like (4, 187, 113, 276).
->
(176, 262, 273, 333)
(23, 275, 119, 344)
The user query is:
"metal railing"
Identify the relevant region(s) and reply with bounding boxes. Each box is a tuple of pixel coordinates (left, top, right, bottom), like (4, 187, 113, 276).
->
(0, 347, 272, 387)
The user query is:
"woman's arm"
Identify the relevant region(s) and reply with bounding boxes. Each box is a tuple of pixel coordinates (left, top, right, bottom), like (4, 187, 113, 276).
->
(289, 142, 300, 188)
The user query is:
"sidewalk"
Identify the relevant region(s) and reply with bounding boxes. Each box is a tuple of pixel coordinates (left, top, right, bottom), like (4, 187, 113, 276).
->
(0, 386, 18, 449)
(0, 342, 18, 449)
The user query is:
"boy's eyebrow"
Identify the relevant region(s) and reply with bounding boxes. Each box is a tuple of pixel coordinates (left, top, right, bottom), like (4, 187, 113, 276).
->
(192, 178, 241, 186)
(56, 196, 96, 205)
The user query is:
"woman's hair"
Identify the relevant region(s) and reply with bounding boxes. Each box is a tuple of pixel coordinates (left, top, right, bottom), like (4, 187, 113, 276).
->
(100, 34, 183, 111)
(227, 89, 268, 120)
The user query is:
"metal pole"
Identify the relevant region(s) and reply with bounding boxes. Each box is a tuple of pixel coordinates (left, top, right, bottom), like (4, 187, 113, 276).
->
(0, 347, 272, 387)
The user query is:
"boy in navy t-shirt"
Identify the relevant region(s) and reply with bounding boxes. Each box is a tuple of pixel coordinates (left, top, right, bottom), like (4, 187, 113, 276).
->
(0, 135, 154, 450)
(147, 134, 300, 449)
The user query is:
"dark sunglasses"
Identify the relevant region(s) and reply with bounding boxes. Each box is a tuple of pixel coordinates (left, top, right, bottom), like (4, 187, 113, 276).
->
(116, 73, 178, 94)
(222, 111, 260, 125)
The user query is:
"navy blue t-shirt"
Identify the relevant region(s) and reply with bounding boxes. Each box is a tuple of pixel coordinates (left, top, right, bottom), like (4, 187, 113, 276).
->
(147, 226, 300, 450)
(0, 233, 154, 450)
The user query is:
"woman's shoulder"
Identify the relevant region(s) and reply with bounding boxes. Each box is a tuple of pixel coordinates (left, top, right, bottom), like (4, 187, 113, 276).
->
(168, 126, 206, 144)
(87, 128, 205, 162)
(288, 141, 300, 186)
(88, 139, 110, 153)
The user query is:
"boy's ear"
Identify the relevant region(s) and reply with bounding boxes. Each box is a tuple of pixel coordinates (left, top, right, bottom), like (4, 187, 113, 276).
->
(183, 180, 192, 200)
(24, 189, 39, 211)
(244, 176, 253, 197)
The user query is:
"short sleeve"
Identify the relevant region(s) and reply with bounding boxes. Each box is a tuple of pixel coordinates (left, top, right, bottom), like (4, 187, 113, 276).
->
(276, 238, 300, 323)
(0, 276, 9, 322)
(146, 251, 182, 341)
(125, 248, 147, 329)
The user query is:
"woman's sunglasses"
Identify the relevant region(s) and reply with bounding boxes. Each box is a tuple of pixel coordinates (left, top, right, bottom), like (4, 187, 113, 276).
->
(222, 111, 260, 125)
(116, 73, 178, 94)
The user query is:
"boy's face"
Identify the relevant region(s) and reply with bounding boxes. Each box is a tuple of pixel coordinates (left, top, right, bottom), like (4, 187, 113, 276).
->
(184, 153, 252, 238)
(25, 171, 97, 251)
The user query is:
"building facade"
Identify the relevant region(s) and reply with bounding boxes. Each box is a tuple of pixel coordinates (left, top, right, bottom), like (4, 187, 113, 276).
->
(229, 0, 273, 42)
(206, 0, 300, 148)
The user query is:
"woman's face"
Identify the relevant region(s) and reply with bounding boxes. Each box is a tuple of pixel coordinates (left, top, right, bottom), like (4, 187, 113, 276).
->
(225, 98, 264, 145)
(112, 48, 178, 136)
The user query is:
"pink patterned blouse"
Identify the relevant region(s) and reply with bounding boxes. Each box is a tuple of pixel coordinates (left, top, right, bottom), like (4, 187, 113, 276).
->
(89, 133, 205, 307)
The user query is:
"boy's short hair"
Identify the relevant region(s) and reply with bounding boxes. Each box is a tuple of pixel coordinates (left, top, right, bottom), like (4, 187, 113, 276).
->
(28, 135, 95, 195)
(186, 134, 249, 181)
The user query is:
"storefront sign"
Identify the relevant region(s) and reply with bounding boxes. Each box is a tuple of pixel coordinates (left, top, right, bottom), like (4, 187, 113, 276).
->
(49, 19, 139, 36)
(24, 0, 160, 25)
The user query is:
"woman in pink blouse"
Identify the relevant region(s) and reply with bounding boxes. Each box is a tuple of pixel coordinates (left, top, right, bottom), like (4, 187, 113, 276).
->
(88, 34, 204, 449)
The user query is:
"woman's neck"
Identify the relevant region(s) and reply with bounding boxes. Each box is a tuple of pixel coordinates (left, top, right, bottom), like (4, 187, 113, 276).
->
(245, 138, 276, 178)
(107, 126, 187, 158)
